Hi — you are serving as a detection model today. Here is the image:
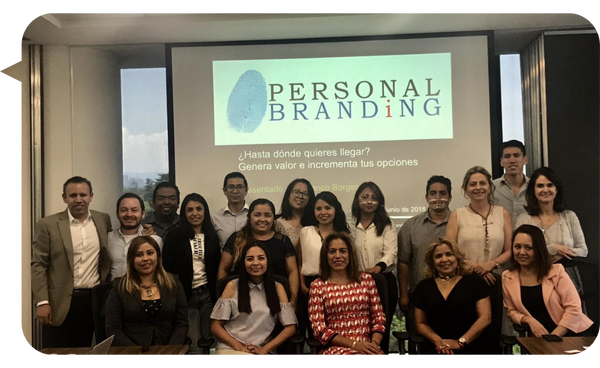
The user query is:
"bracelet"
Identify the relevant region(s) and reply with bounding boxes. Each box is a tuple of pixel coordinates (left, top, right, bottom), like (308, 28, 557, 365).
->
(352, 341, 357, 349)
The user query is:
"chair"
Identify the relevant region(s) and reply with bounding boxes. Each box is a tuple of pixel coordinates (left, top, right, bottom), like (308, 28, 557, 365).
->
(211, 274, 303, 354)
(92, 281, 114, 343)
(307, 273, 390, 354)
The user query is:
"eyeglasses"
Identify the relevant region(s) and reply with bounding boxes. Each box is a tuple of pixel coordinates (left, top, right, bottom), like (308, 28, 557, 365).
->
(359, 194, 378, 202)
(291, 189, 310, 199)
(225, 184, 246, 192)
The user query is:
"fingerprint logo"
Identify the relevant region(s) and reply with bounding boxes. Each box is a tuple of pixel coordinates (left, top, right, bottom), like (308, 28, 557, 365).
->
(227, 70, 268, 133)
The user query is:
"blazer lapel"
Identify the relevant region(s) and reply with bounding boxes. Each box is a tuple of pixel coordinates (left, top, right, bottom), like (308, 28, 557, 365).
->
(505, 271, 528, 315)
(542, 267, 558, 308)
(58, 210, 75, 271)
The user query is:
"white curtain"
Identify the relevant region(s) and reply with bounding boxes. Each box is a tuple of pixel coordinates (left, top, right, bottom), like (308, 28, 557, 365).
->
(520, 34, 548, 174)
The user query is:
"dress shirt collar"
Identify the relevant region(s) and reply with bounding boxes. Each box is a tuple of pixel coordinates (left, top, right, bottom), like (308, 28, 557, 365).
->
(118, 225, 144, 237)
(423, 209, 451, 224)
(248, 281, 264, 291)
(223, 201, 249, 215)
(67, 209, 92, 224)
(499, 174, 530, 187)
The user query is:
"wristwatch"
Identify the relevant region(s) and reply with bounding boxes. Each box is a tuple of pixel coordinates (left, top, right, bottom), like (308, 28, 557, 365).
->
(458, 337, 467, 349)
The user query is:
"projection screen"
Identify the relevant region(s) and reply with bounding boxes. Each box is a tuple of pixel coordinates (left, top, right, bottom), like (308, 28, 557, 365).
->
(168, 33, 493, 225)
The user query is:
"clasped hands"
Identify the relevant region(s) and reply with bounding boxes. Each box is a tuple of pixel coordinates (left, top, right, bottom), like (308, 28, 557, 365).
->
(435, 339, 461, 354)
(352, 340, 383, 355)
(464, 260, 496, 286)
(235, 342, 268, 354)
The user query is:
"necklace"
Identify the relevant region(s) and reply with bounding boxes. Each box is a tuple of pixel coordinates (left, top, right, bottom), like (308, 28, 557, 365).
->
(437, 273, 457, 282)
(140, 283, 157, 297)
(469, 204, 492, 254)
(538, 212, 563, 245)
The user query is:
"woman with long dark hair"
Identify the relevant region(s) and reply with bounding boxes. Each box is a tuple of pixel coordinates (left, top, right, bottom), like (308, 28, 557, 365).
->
(275, 178, 315, 248)
(515, 167, 587, 259)
(162, 193, 221, 353)
(217, 198, 299, 308)
(502, 225, 592, 337)
(210, 242, 297, 354)
(350, 182, 397, 351)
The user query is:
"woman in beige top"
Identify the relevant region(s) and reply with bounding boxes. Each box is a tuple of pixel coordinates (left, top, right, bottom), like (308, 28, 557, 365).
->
(274, 178, 315, 248)
(446, 166, 512, 286)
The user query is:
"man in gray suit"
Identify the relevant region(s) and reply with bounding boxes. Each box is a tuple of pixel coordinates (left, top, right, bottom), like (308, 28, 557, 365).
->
(31, 176, 112, 348)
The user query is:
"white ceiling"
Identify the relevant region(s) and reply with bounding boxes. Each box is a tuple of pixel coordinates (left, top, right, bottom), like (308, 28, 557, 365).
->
(24, 13, 593, 53)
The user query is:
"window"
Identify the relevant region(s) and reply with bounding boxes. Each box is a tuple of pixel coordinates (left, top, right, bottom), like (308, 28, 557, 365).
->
(121, 68, 169, 206)
(500, 55, 525, 143)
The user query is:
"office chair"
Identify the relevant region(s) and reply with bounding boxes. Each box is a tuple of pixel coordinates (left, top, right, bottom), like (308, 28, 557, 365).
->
(92, 281, 114, 343)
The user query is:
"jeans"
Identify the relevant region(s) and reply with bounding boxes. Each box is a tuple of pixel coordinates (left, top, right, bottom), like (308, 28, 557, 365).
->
(187, 285, 213, 353)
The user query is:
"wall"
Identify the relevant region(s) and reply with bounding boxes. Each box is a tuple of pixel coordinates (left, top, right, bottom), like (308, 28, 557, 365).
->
(544, 32, 599, 264)
(22, 45, 123, 344)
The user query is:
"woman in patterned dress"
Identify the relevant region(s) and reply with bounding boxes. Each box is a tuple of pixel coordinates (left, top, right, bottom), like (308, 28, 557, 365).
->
(308, 232, 386, 354)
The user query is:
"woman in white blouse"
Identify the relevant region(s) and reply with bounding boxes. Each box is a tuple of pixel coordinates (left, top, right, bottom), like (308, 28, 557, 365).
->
(210, 241, 297, 354)
(350, 182, 398, 352)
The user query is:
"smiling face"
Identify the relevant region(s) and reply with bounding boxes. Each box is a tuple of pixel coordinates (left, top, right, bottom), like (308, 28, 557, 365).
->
(465, 173, 490, 202)
(63, 182, 93, 221)
(426, 182, 451, 213)
(117, 197, 145, 231)
(315, 199, 335, 226)
(250, 204, 274, 235)
(534, 175, 557, 205)
(501, 147, 528, 175)
(134, 242, 158, 277)
(185, 200, 205, 231)
(433, 244, 458, 277)
(358, 187, 379, 216)
(327, 238, 350, 272)
(244, 246, 268, 280)
(289, 182, 310, 211)
(512, 233, 535, 269)
(153, 187, 179, 217)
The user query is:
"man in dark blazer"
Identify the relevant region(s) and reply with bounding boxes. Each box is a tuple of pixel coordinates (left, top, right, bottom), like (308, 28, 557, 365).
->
(31, 176, 112, 349)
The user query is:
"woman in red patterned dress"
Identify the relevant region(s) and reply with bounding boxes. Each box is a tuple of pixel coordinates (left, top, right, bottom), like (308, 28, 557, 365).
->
(308, 232, 386, 354)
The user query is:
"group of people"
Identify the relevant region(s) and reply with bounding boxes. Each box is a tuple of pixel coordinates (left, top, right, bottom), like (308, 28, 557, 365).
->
(31, 140, 594, 355)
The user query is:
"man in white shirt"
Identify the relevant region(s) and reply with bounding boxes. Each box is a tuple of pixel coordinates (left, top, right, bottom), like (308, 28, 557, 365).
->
(31, 176, 112, 348)
(211, 172, 250, 250)
(108, 193, 163, 279)
(492, 140, 529, 227)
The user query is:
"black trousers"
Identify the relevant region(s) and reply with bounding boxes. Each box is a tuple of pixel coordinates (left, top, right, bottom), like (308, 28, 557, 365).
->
(42, 292, 94, 349)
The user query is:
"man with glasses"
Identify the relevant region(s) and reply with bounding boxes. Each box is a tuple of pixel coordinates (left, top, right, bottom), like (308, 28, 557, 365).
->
(212, 172, 250, 251)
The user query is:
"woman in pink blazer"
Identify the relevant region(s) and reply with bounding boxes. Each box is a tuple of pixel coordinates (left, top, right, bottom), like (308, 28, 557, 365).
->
(502, 225, 593, 337)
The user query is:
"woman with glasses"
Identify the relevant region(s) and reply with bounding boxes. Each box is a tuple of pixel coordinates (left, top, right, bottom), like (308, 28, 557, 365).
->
(162, 193, 221, 353)
(350, 182, 398, 352)
(275, 178, 316, 248)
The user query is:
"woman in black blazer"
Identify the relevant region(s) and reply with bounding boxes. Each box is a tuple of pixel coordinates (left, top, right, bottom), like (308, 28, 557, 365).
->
(163, 193, 221, 353)
(106, 236, 189, 347)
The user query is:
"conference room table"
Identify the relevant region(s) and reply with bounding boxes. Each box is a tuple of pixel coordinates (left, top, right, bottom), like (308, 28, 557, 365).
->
(41, 345, 189, 355)
(516, 336, 595, 355)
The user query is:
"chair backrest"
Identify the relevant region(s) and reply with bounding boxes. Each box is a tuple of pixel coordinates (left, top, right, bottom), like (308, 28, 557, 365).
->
(559, 259, 599, 336)
(92, 281, 114, 343)
(486, 272, 504, 353)
(369, 272, 390, 354)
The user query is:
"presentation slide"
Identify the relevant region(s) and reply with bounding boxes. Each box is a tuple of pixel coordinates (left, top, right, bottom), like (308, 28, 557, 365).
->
(170, 35, 492, 225)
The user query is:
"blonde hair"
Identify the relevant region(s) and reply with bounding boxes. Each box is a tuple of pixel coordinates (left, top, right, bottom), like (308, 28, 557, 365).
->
(121, 236, 176, 295)
(422, 237, 472, 279)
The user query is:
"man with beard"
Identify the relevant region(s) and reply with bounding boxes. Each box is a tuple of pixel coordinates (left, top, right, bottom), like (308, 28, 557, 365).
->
(397, 175, 452, 347)
(108, 193, 164, 279)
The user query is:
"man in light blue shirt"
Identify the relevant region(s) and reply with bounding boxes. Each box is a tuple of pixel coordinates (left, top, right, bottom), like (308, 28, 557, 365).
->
(211, 172, 250, 251)
(492, 140, 529, 227)
(108, 193, 163, 279)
